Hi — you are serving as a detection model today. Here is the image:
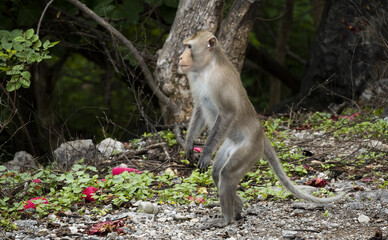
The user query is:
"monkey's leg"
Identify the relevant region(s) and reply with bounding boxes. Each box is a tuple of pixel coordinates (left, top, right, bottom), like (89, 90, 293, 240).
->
(211, 139, 232, 188)
(208, 140, 261, 228)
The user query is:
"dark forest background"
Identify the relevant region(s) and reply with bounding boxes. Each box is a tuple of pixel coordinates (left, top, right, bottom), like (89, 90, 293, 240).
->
(0, 0, 387, 162)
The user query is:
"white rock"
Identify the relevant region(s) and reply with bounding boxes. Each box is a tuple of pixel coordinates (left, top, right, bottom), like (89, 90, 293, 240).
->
(97, 138, 125, 157)
(53, 139, 96, 169)
(47, 214, 57, 221)
(158, 217, 168, 222)
(138, 201, 158, 214)
(68, 226, 78, 234)
(358, 214, 370, 223)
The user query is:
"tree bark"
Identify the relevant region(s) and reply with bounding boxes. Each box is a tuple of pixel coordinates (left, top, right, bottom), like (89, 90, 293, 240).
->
(269, 0, 295, 107)
(65, 0, 263, 125)
(155, 0, 224, 124)
(218, 0, 264, 72)
(156, 0, 263, 124)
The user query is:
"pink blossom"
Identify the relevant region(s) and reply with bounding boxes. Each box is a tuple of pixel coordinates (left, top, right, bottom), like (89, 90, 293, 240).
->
(112, 167, 142, 175)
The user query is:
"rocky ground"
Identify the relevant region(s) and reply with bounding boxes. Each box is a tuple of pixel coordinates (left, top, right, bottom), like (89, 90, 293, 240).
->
(1, 181, 387, 240)
(1, 118, 387, 240)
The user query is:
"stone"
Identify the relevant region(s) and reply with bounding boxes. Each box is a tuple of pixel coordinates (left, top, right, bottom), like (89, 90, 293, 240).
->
(138, 201, 158, 214)
(53, 139, 97, 169)
(13, 219, 38, 229)
(281, 230, 298, 239)
(4, 151, 36, 172)
(68, 226, 78, 234)
(358, 214, 370, 223)
(97, 138, 125, 157)
(48, 214, 57, 221)
(37, 228, 50, 236)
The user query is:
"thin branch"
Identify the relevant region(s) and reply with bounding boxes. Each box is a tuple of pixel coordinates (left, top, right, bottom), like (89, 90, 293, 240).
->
(64, 0, 178, 113)
(37, 0, 55, 36)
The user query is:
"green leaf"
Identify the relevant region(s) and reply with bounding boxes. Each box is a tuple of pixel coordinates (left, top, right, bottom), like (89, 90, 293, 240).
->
(112, 175, 124, 184)
(6, 69, 20, 76)
(12, 64, 24, 71)
(13, 36, 25, 42)
(1, 38, 12, 50)
(25, 40, 32, 47)
(43, 40, 50, 49)
(34, 39, 42, 48)
(36, 55, 43, 62)
(30, 34, 39, 42)
(21, 71, 31, 80)
(25, 29, 34, 39)
(48, 41, 60, 48)
(72, 164, 83, 171)
(0, 165, 6, 171)
(12, 42, 24, 51)
(20, 77, 31, 88)
(9, 75, 20, 83)
(65, 175, 74, 183)
(6, 81, 21, 92)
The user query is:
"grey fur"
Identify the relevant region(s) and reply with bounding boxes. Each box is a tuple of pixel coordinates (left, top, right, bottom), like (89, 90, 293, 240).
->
(179, 30, 344, 228)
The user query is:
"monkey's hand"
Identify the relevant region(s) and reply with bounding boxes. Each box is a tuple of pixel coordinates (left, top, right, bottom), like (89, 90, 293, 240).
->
(198, 154, 211, 173)
(185, 147, 195, 162)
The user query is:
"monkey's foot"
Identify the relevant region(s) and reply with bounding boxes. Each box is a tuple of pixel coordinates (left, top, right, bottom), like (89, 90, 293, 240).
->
(201, 218, 229, 229)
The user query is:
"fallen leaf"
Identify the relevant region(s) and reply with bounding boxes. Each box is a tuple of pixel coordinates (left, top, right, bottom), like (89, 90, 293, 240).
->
(197, 187, 208, 194)
(86, 220, 124, 236)
(305, 177, 327, 188)
(361, 178, 373, 182)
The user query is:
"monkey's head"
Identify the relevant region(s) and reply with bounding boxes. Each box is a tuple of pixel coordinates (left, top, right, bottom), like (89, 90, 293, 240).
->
(178, 30, 217, 74)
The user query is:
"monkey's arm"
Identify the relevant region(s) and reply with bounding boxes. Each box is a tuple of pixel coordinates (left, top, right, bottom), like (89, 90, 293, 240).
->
(185, 107, 205, 160)
(198, 113, 233, 173)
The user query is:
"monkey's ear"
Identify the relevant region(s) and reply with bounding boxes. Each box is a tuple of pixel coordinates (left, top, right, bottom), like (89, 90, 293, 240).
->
(207, 37, 216, 51)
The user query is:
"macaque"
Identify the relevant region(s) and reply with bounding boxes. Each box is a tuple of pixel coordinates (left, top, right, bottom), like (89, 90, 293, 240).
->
(178, 30, 344, 228)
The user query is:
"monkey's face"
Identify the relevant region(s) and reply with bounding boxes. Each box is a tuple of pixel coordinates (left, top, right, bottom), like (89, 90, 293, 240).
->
(178, 44, 194, 74)
(178, 30, 217, 74)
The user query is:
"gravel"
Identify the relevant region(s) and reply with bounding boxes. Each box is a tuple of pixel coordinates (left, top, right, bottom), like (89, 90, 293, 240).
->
(2, 187, 387, 240)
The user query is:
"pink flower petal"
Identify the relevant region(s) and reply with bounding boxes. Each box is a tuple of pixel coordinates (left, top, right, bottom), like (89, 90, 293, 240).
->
(23, 197, 49, 210)
(82, 187, 99, 202)
(112, 167, 142, 176)
(193, 147, 202, 153)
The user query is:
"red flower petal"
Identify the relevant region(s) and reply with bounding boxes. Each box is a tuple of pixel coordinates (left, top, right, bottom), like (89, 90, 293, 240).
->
(82, 187, 99, 202)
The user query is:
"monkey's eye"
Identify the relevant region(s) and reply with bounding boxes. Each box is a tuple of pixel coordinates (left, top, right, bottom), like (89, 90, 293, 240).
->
(187, 44, 192, 49)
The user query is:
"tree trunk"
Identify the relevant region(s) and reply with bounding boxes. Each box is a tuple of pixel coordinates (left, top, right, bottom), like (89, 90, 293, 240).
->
(155, 0, 263, 124)
(269, 0, 294, 108)
(33, 55, 67, 150)
(154, 0, 224, 124)
(278, 0, 388, 112)
(217, 0, 264, 72)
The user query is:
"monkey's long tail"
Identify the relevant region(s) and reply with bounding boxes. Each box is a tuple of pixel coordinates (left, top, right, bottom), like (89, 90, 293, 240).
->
(264, 138, 346, 203)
